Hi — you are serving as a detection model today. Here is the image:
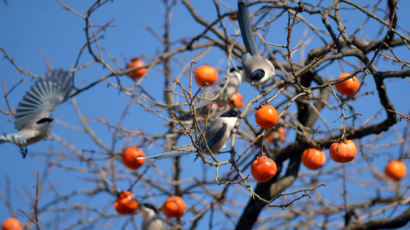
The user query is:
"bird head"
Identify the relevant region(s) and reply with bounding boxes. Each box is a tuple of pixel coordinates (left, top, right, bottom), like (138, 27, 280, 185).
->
(141, 203, 159, 214)
(220, 110, 240, 118)
(250, 68, 265, 82)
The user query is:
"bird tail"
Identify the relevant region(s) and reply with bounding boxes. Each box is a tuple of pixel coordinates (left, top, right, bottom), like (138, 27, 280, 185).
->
(238, 0, 258, 56)
(138, 146, 196, 160)
(0, 133, 12, 143)
(0, 133, 25, 145)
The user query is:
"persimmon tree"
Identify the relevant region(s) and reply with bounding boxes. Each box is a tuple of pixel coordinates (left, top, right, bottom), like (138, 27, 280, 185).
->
(0, 0, 409, 229)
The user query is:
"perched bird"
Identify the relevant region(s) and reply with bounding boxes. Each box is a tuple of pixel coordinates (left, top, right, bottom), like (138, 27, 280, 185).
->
(209, 67, 243, 106)
(140, 203, 166, 230)
(140, 110, 239, 160)
(0, 69, 74, 157)
(238, 0, 275, 86)
(179, 67, 242, 121)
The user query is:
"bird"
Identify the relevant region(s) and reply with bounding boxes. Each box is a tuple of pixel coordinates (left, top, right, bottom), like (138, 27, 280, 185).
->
(140, 203, 166, 230)
(179, 67, 242, 121)
(0, 69, 74, 157)
(237, 0, 275, 86)
(208, 66, 243, 106)
(139, 110, 239, 160)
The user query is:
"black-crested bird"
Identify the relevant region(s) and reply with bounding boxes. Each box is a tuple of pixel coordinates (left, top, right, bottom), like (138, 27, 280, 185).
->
(140, 203, 166, 230)
(139, 110, 239, 160)
(237, 0, 275, 86)
(0, 69, 73, 157)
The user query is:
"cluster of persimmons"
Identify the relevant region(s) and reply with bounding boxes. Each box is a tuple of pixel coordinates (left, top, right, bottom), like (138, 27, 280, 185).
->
(115, 146, 186, 218)
(111, 59, 408, 217)
(2, 59, 406, 230)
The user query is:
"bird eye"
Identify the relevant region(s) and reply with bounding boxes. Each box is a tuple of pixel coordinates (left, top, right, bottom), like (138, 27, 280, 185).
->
(250, 69, 265, 81)
(221, 110, 239, 117)
(229, 66, 243, 72)
(36, 117, 54, 124)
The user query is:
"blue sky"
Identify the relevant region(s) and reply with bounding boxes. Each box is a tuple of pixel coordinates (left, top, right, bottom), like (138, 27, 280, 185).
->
(0, 1, 409, 229)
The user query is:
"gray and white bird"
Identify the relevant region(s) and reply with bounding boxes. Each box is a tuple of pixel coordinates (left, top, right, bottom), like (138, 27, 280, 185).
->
(238, 0, 275, 86)
(179, 67, 242, 121)
(139, 110, 239, 160)
(0, 69, 73, 157)
(140, 203, 166, 230)
(208, 67, 242, 105)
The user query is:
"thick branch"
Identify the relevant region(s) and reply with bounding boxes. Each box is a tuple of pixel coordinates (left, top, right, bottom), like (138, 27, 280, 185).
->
(344, 207, 410, 230)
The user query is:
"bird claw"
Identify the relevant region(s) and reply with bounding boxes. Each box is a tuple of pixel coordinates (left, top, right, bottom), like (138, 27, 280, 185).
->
(229, 148, 236, 155)
(257, 86, 266, 95)
(19, 147, 28, 158)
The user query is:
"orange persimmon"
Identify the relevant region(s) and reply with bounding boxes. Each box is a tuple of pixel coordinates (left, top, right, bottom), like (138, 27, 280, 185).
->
(228, 93, 244, 108)
(122, 146, 145, 170)
(251, 156, 277, 182)
(255, 105, 278, 130)
(335, 73, 360, 97)
(114, 191, 139, 215)
(385, 160, 407, 180)
(302, 148, 326, 170)
(1, 218, 22, 230)
(162, 196, 186, 218)
(195, 65, 218, 87)
(126, 58, 147, 80)
(329, 140, 357, 163)
(266, 126, 285, 143)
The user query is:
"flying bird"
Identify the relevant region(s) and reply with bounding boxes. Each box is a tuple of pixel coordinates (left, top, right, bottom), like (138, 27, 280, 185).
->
(0, 69, 74, 157)
(140, 110, 239, 160)
(237, 0, 275, 86)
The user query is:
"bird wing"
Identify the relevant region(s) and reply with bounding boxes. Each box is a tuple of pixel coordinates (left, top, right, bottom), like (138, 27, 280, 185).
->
(238, 0, 259, 56)
(14, 69, 73, 130)
(202, 119, 227, 153)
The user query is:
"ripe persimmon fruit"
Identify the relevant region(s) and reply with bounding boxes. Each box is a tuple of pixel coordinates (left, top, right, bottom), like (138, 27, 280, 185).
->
(255, 105, 278, 130)
(251, 156, 277, 182)
(302, 148, 326, 170)
(385, 160, 407, 180)
(122, 146, 145, 170)
(162, 196, 186, 218)
(329, 140, 357, 163)
(228, 93, 244, 108)
(266, 126, 285, 143)
(195, 65, 218, 87)
(1, 218, 22, 230)
(335, 73, 360, 97)
(114, 191, 139, 215)
(126, 58, 147, 80)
